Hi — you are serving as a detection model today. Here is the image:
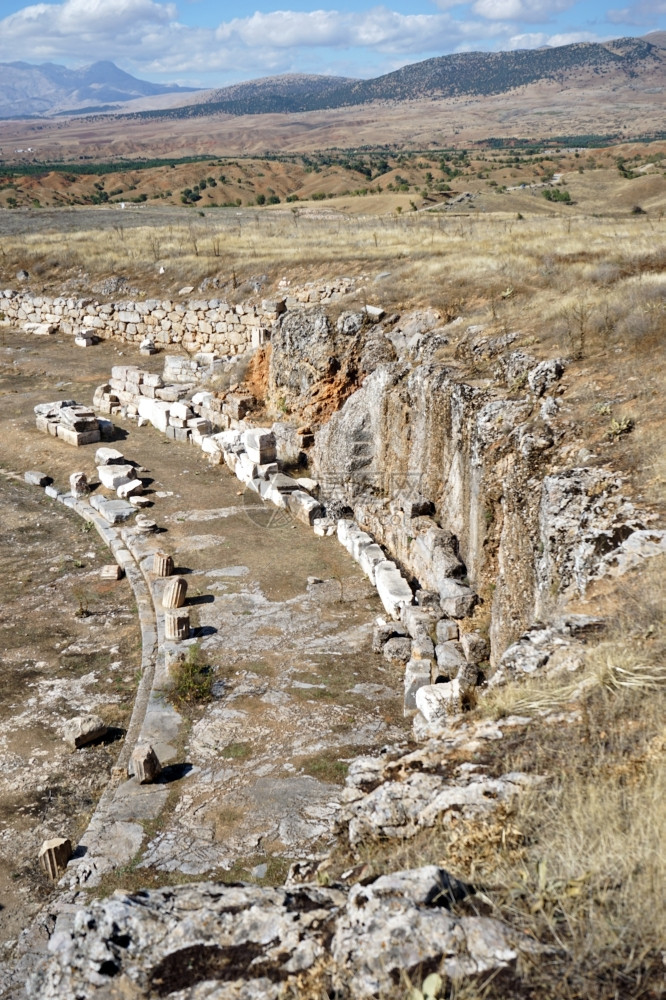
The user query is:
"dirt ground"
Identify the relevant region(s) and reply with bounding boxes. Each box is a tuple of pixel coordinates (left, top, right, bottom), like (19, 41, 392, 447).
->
(0, 327, 409, 951)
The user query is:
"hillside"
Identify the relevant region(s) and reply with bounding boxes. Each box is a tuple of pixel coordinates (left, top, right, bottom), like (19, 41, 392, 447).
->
(0, 60, 198, 119)
(128, 37, 665, 121)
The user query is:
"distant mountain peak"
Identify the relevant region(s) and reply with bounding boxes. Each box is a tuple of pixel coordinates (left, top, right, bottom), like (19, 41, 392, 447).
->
(0, 59, 198, 119)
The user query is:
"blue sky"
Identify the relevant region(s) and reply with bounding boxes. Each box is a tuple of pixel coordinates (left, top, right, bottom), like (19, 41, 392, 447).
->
(0, 0, 662, 88)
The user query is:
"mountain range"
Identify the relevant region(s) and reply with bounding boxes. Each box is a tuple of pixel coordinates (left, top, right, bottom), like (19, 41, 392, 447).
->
(0, 60, 196, 118)
(1, 33, 664, 121)
(165, 35, 664, 120)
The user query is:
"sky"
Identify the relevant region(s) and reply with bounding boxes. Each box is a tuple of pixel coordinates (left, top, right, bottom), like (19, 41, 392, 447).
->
(0, 0, 662, 88)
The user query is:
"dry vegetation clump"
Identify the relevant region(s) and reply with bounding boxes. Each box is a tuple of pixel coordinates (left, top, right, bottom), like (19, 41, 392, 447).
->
(323, 559, 666, 999)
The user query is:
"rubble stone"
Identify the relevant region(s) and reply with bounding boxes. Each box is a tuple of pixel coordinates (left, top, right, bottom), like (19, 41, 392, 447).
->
(63, 714, 107, 749)
(130, 744, 162, 784)
(38, 838, 72, 880)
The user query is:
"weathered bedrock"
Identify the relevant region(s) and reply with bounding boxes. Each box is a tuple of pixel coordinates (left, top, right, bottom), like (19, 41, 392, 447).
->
(265, 307, 651, 664)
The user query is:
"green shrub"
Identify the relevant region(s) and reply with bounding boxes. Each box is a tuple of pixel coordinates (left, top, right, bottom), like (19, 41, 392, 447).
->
(543, 187, 571, 203)
(169, 642, 213, 707)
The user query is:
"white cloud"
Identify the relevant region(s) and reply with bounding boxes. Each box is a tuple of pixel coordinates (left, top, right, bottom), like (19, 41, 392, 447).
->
(214, 8, 502, 56)
(508, 29, 602, 48)
(472, 0, 576, 22)
(607, 1, 666, 25)
(0, 0, 180, 62)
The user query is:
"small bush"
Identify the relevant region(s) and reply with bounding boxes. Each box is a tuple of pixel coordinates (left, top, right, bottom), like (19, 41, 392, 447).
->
(169, 641, 212, 707)
(542, 188, 571, 203)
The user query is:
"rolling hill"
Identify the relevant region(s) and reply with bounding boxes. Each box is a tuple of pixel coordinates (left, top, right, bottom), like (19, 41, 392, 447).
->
(126, 37, 665, 121)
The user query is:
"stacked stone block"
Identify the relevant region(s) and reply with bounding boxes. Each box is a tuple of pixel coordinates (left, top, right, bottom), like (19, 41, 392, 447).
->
(1, 290, 278, 358)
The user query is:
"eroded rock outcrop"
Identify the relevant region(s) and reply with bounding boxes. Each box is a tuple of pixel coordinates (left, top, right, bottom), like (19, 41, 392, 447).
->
(28, 867, 541, 999)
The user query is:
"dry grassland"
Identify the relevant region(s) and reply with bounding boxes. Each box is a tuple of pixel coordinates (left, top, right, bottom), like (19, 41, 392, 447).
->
(322, 560, 666, 1000)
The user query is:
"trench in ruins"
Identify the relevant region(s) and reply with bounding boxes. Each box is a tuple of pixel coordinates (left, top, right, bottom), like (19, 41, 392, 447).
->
(0, 328, 410, 945)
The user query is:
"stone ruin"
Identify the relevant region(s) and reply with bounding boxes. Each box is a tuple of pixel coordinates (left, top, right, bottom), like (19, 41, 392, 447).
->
(34, 399, 112, 447)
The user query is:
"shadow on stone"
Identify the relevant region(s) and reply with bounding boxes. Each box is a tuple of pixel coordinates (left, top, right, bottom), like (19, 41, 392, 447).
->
(190, 625, 217, 638)
(95, 726, 126, 747)
(157, 763, 194, 784)
(70, 844, 89, 861)
(186, 594, 214, 606)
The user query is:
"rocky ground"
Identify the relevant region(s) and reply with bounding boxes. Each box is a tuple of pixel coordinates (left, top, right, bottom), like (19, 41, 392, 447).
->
(0, 329, 409, 990)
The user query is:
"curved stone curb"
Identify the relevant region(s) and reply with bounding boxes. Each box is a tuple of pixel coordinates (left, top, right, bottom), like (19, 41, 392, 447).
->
(54, 492, 158, 774)
(41, 490, 181, 889)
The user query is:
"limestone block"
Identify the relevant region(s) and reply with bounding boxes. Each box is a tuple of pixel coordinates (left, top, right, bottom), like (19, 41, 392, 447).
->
(350, 530, 374, 562)
(156, 386, 182, 404)
(254, 461, 279, 480)
(95, 498, 136, 524)
(200, 436, 223, 459)
(375, 561, 413, 620)
(265, 484, 290, 509)
(68, 471, 88, 497)
(117, 478, 144, 500)
(24, 470, 51, 487)
(356, 542, 385, 585)
(95, 446, 125, 465)
(225, 395, 254, 421)
(234, 454, 254, 486)
(244, 428, 276, 464)
(411, 637, 435, 661)
(416, 589, 442, 611)
(404, 659, 433, 714)
(38, 837, 72, 879)
(287, 490, 324, 526)
(402, 606, 437, 639)
(164, 608, 190, 641)
(153, 551, 174, 577)
(436, 619, 459, 643)
(269, 472, 300, 494)
(24, 322, 57, 335)
(137, 397, 171, 432)
(434, 641, 466, 680)
(63, 714, 107, 748)
(415, 681, 461, 723)
(100, 564, 123, 580)
(313, 517, 337, 537)
(383, 637, 412, 664)
(438, 579, 477, 619)
(130, 744, 161, 784)
(337, 518, 357, 552)
(56, 426, 101, 447)
(98, 464, 135, 490)
(457, 661, 479, 695)
(372, 620, 409, 653)
(162, 576, 187, 609)
(460, 631, 490, 664)
(170, 401, 193, 422)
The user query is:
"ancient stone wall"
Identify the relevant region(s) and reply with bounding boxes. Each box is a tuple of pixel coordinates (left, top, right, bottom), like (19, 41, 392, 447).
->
(0, 289, 282, 356)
